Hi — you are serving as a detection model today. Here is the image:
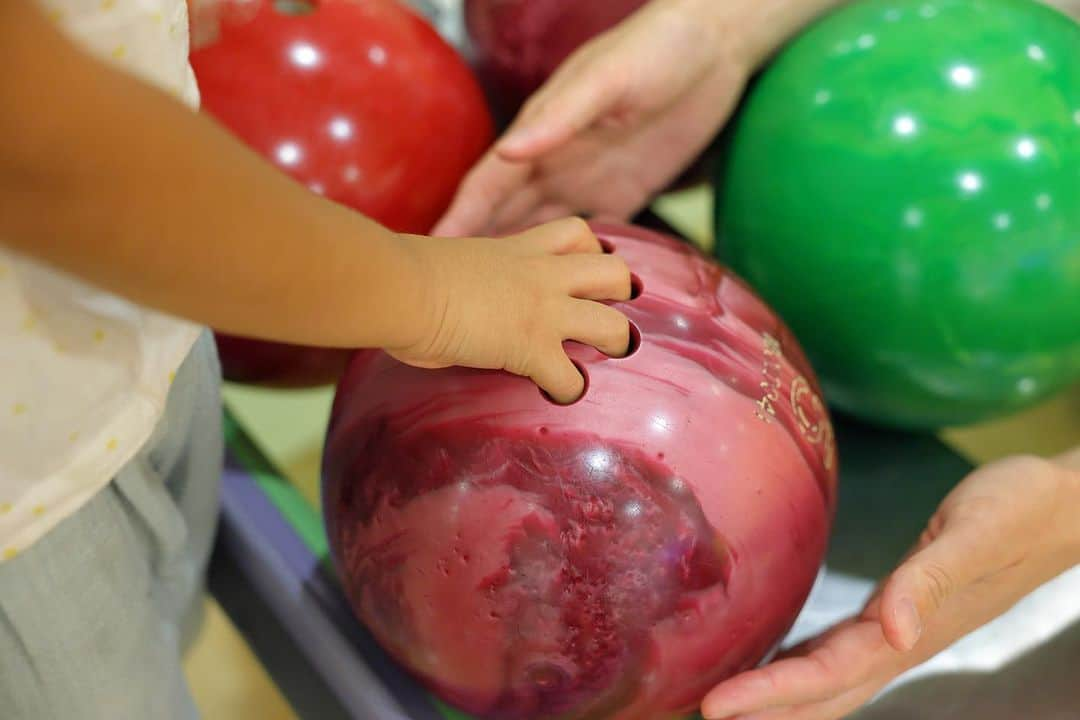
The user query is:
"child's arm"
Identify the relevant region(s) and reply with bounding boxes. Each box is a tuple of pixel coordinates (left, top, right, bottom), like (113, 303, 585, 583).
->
(0, 0, 631, 403)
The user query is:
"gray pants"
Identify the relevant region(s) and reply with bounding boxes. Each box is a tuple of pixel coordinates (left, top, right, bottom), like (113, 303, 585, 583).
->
(0, 331, 223, 720)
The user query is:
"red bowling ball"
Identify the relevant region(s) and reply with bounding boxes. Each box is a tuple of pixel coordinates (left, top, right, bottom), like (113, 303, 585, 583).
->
(191, 0, 494, 386)
(323, 223, 838, 719)
(465, 0, 649, 120)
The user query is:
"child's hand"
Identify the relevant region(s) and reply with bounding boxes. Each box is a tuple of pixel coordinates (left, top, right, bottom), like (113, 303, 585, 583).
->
(390, 218, 632, 404)
(701, 452, 1080, 720)
(434, 0, 750, 236)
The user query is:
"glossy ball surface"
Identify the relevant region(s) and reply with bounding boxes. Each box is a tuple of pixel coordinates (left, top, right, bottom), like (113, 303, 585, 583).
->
(191, 0, 494, 386)
(323, 223, 838, 720)
(714, 0, 1080, 428)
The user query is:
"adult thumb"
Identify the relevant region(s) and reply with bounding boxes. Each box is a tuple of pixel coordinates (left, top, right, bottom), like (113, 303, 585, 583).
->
(877, 515, 985, 653)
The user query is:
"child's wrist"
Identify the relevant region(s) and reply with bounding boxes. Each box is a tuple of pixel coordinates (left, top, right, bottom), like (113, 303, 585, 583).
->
(383, 233, 445, 356)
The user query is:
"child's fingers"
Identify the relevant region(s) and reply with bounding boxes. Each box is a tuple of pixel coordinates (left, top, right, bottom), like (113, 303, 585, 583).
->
(529, 349, 586, 405)
(554, 253, 632, 301)
(516, 217, 600, 255)
(562, 300, 631, 359)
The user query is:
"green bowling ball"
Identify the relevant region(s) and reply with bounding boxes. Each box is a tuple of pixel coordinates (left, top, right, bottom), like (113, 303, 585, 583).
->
(714, 0, 1080, 429)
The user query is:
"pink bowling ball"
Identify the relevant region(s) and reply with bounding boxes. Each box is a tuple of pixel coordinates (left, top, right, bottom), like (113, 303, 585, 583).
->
(323, 223, 837, 719)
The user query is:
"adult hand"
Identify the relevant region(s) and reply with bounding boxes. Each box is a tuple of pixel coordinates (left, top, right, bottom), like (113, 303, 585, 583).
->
(701, 452, 1080, 720)
(434, 0, 850, 238)
(433, 0, 749, 236)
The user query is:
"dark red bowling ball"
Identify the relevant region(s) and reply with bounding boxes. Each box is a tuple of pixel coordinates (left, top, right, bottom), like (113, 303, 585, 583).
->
(212, 334, 351, 389)
(191, 0, 494, 386)
(465, 0, 649, 121)
(323, 223, 837, 719)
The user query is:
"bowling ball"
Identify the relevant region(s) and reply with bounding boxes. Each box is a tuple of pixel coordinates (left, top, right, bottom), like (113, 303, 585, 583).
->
(464, 0, 648, 120)
(191, 0, 494, 386)
(323, 223, 838, 719)
(715, 0, 1080, 429)
(212, 334, 351, 389)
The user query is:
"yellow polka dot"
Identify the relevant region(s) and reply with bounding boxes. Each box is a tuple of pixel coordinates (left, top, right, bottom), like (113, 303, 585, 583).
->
(0, 262, 8, 278)
(94, 328, 106, 342)
(106, 438, 118, 451)
(53, 340, 67, 353)
(69, 431, 79, 443)
(111, 45, 126, 60)
(0, 503, 11, 515)
(100, 0, 117, 9)
(3, 548, 18, 561)
(32, 505, 45, 517)
(151, 10, 163, 23)
(12, 403, 26, 416)
(20, 314, 37, 332)
(168, 370, 177, 384)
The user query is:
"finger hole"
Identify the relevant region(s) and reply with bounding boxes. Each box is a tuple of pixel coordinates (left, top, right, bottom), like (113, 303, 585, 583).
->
(629, 273, 643, 300)
(598, 238, 615, 254)
(623, 322, 641, 358)
(540, 360, 589, 406)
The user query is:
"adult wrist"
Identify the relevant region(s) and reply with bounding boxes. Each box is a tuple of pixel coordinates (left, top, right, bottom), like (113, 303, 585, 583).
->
(674, 0, 848, 75)
(649, 0, 755, 78)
